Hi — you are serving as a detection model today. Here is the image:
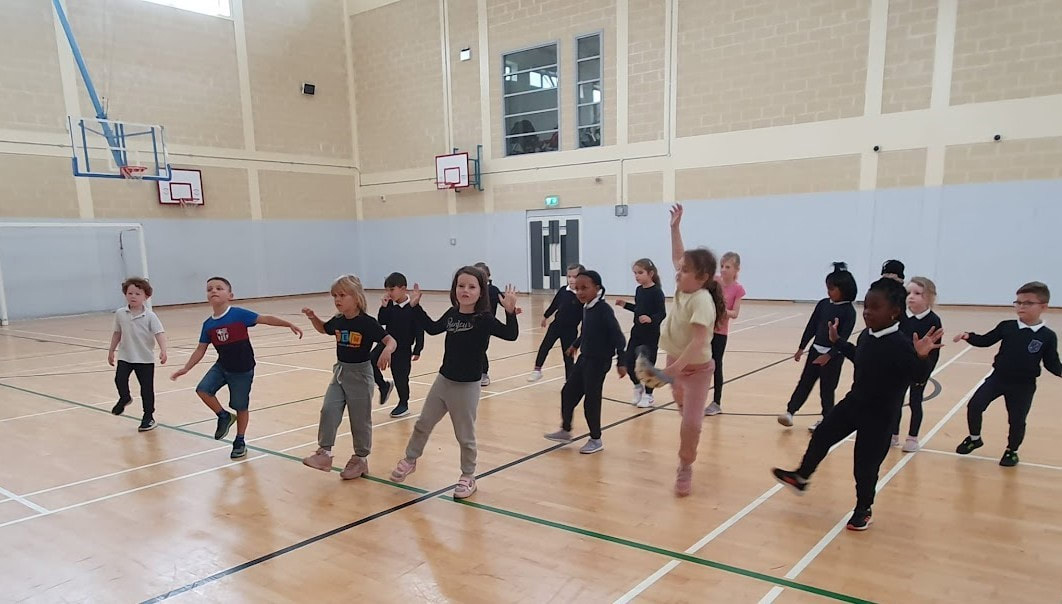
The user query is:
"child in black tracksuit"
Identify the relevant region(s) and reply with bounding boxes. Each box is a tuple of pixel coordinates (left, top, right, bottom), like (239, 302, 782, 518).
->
(529, 263, 584, 382)
(615, 258, 666, 408)
(373, 272, 425, 418)
(892, 276, 942, 452)
(778, 262, 858, 431)
(954, 281, 1061, 467)
(772, 278, 943, 531)
(544, 270, 626, 455)
(475, 262, 503, 386)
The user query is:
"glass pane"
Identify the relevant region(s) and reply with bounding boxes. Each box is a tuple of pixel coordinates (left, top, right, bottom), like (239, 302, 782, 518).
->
(503, 45, 558, 73)
(505, 89, 557, 116)
(506, 131, 559, 156)
(577, 35, 600, 59)
(505, 110, 559, 136)
(577, 58, 600, 82)
(503, 67, 559, 94)
(578, 126, 601, 148)
(578, 82, 601, 104)
(578, 103, 601, 127)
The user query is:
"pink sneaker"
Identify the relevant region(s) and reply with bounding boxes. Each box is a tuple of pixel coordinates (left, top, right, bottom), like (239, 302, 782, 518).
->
(675, 465, 693, 497)
(302, 448, 333, 472)
(454, 475, 477, 499)
(390, 458, 416, 482)
(340, 455, 368, 480)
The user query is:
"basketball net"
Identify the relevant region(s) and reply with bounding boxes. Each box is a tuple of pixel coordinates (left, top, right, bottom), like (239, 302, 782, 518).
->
(120, 165, 147, 180)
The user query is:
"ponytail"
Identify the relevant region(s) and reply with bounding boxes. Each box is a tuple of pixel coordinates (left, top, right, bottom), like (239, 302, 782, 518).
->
(705, 279, 726, 328)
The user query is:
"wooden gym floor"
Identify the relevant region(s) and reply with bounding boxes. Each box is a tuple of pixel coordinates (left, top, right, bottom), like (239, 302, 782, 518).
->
(0, 293, 1059, 603)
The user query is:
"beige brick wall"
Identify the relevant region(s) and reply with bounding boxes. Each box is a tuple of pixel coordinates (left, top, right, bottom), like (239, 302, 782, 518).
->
(448, 0, 483, 153)
(951, 0, 1062, 105)
(876, 148, 927, 188)
(0, 155, 80, 218)
(627, 171, 662, 203)
(259, 171, 356, 219)
(487, 0, 617, 158)
(362, 190, 448, 219)
(676, 0, 869, 136)
(245, 0, 353, 159)
(0, 1, 66, 133)
(493, 177, 616, 212)
(943, 137, 1062, 184)
(676, 155, 861, 200)
(627, 0, 666, 143)
(91, 165, 252, 219)
(881, 0, 936, 114)
(351, 0, 446, 173)
(68, 0, 245, 149)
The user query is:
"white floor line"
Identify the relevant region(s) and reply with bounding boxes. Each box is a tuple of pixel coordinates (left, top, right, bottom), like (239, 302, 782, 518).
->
(728, 313, 803, 335)
(0, 485, 49, 515)
(733, 312, 778, 325)
(615, 344, 973, 602)
(757, 365, 989, 604)
(919, 447, 1062, 472)
(0, 399, 114, 423)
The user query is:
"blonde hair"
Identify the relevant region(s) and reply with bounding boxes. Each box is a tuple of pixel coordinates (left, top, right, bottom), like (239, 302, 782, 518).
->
(721, 251, 741, 268)
(908, 276, 937, 307)
(330, 274, 368, 314)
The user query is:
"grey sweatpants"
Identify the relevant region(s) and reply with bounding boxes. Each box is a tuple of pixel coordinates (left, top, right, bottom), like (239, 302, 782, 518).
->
(318, 361, 375, 458)
(404, 375, 481, 475)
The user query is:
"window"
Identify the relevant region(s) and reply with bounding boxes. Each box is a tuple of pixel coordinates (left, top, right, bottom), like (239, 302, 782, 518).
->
(503, 44, 559, 156)
(576, 34, 602, 148)
(136, 0, 231, 18)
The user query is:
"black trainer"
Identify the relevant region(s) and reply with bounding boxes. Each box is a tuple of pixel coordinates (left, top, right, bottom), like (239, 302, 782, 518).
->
(138, 416, 157, 432)
(846, 507, 872, 531)
(999, 449, 1019, 467)
(230, 441, 247, 459)
(955, 436, 984, 455)
(111, 398, 131, 416)
(390, 402, 410, 418)
(771, 468, 808, 495)
(214, 411, 236, 440)
(379, 381, 394, 406)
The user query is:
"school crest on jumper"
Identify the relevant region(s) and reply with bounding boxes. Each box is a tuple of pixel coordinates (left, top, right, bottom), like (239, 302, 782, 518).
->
(1028, 339, 1043, 354)
(216, 328, 229, 342)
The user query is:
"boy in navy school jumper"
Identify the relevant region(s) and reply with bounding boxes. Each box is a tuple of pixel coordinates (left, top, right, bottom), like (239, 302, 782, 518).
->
(171, 277, 303, 459)
(475, 262, 503, 386)
(778, 263, 858, 431)
(772, 278, 943, 531)
(373, 272, 425, 418)
(528, 263, 585, 382)
(954, 281, 1061, 467)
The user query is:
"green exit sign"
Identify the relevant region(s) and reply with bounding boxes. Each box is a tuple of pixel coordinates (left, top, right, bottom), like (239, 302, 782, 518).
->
(544, 196, 559, 207)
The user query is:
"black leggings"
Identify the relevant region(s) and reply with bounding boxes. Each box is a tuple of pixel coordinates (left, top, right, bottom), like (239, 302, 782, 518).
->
(624, 328, 660, 394)
(534, 323, 578, 379)
(786, 349, 844, 416)
(892, 357, 938, 437)
(711, 333, 727, 404)
(561, 355, 611, 439)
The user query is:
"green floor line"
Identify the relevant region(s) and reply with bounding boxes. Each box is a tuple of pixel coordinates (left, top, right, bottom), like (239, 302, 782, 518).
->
(175, 394, 324, 427)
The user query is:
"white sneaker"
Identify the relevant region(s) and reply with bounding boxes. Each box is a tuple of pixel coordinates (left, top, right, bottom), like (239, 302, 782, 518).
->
(902, 436, 920, 453)
(481, 374, 491, 387)
(631, 384, 645, 405)
(808, 420, 821, 432)
(704, 402, 721, 416)
(636, 392, 653, 408)
(527, 370, 543, 382)
(891, 434, 901, 447)
(777, 412, 794, 427)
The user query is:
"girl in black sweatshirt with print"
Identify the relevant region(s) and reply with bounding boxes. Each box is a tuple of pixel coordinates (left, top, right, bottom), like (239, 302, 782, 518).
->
(615, 258, 667, 408)
(544, 270, 626, 455)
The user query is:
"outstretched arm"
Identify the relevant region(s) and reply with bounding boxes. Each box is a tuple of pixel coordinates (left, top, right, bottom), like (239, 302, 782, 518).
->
(669, 204, 685, 272)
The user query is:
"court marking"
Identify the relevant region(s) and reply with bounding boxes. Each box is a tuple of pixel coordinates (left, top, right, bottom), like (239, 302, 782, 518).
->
(0, 485, 49, 515)
(615, 344, 972, 602)
(757, 366, 990, 603)
(919, 447, 1062, 472)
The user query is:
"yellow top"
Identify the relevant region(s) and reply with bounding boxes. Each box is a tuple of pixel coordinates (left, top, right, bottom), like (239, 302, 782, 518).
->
(659, 288, 717, 363)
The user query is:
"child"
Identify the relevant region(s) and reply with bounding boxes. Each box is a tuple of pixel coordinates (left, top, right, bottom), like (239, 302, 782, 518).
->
(170, 277, 303, 459)
(615, 259, 666, 408)
(300, 275, 397, 479)
(474, 262, 503, 386)
(893, 276, 942, 452)
(389, 268, 520, 498)
(706, 251, 746, 416)
(374, 272, 424, 417)
(954, 281, 1061, 467)
(777, 263, 858, 431)
(108, 277, 168, 432)
(544, 270, 627, 453)
(881, 259, 905, 283)
(772, 277, 942, 530)
(528, 263, 585, 382)
(650, 204, 727, 496)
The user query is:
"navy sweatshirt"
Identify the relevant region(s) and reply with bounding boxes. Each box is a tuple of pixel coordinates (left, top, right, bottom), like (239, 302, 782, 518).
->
(486, 281, 502, 317)
(800, 299, 857, 355)
(833, 324, 930, 414)
(572, 298, 626, 362)
(899, 309, 942, 383)
(623, 284, 667, 335)
(967, 320, 1061, 382)
(378, 300, 425, 356)
(543, 287, 583, 329)
(416, 306, 518, 382)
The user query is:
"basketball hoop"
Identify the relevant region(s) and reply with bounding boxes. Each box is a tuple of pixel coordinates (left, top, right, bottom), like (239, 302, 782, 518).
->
(120, 165, 147, 180)
(174, 197, 192, 208)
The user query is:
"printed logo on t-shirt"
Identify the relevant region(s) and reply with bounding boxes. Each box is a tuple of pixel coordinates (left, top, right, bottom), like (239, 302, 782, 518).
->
(336, 331, 364, 348)
(446, 316, 475, 333)
(1028, 339, 1043, 354)
(216, 328, 230, 342)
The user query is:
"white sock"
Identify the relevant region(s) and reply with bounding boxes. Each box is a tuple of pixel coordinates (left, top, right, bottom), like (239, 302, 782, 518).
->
(970, 435, 981, 441)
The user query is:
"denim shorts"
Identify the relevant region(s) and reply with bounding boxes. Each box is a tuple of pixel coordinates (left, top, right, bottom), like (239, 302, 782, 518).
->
(196, 363, 255, 411)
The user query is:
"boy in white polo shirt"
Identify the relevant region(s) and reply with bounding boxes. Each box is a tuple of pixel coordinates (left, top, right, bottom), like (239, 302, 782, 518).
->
(108, 277, 168, 431)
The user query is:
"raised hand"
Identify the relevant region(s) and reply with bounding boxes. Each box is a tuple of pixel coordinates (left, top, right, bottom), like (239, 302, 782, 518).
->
(500, 284, 519, 314)
(669, 203, 684, 228)
(827, 318, 840, 343)
(409, 283, 423, 307)
(301, 307, 317, 320)
(614, 298, 628, 307)
(915, 326, 945, 357)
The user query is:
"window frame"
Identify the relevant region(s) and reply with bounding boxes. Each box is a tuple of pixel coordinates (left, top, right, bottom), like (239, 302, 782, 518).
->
(574, 31, 603, 149)
(135, 0, 232, 19)
(501, 41, 561, 157)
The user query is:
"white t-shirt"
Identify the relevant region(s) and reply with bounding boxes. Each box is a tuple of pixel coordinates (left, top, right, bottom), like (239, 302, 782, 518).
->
(113, 306, 164, 364)
(660, 289, 717, 363)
